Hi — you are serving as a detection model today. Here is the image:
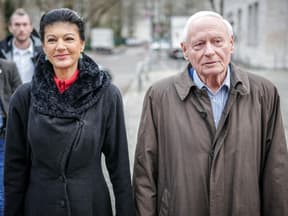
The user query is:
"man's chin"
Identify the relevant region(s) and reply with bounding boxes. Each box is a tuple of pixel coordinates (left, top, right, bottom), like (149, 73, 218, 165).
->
(17, 37, 30, 42)
(202, 67, 225, 75)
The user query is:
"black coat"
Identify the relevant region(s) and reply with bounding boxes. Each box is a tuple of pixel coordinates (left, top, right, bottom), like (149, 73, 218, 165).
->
(4, 53, 135, 216)
(0, 34, 42, 65)
(0, 58, 22, 117)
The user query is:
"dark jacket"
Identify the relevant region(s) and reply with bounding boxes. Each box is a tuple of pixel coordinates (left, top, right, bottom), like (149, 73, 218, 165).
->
(0, 58, 22, 117)
(4, 53, 135, 216)
(0, 34, 42, 65)
(133, 63, 288, 216)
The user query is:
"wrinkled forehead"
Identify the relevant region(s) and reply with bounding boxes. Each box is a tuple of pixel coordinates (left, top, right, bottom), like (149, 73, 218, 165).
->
(189, 16, 230, 36)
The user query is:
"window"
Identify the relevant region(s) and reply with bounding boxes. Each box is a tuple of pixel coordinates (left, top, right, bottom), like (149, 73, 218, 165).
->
(237, 9, 242, 42)
(247, 2, 259, 46)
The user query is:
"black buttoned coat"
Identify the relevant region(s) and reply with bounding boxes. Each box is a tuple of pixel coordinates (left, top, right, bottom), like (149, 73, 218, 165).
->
(4, 53, 135, 216)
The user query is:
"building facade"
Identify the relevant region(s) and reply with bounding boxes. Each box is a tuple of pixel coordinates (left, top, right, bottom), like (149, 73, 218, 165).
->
(223, 0, 288, 69)
(121, 0, 212, 42)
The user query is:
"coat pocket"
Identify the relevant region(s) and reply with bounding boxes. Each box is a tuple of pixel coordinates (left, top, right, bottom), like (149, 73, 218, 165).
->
(159, 188, 170, 216)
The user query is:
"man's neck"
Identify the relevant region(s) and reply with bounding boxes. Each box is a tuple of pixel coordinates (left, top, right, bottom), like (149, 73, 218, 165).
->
(13, 38, 31, 50)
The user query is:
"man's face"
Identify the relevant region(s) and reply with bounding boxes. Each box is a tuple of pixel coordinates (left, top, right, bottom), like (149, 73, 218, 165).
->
(9, 14, 33, 43)
(181, 16, 234, 78)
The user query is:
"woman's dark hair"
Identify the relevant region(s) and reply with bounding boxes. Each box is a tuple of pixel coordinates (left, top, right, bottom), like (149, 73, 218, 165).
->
(39, 8, 85, 42)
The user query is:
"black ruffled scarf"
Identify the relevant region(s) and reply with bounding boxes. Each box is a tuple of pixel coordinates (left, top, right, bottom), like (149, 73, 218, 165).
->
(31, 53, 110, 118)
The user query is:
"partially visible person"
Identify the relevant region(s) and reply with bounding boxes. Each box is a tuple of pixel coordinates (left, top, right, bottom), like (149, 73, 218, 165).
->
(4, 8, 134, 216)
(0, 8, 42, 83)
(133, 11, 288, 215)
(0, 58, 22, 215)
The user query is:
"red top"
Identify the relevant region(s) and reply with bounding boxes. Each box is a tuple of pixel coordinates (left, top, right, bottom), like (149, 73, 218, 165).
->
(54, 69, 79, 93)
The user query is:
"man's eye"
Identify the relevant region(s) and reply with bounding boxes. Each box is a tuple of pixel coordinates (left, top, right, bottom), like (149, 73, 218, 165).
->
(193, 42, 204, 50)
(214, 39, 223, 46)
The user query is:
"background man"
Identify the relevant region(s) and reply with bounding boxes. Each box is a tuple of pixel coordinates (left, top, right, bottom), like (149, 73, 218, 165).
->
(0, 8, 42, 83)
(133, 11, 288, 216)
(0, 58, 22, 214)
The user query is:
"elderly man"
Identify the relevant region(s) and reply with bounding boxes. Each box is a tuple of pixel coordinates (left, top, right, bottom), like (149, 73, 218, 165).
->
(133, 11, 288, 216)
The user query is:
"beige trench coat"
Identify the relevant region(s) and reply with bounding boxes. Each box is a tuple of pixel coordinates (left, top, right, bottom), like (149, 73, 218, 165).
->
(133, 64, 288, 216)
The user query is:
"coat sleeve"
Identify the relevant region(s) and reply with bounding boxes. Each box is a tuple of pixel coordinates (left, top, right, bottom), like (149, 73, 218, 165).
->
(4, 84, 31, 216)
(102, 84, 135, 216)
(261, 86, 288, 215)
(133, 87, 158, 216)
(8, 61, 22, 93)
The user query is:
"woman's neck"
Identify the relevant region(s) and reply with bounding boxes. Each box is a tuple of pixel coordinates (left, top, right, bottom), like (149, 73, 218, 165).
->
(54, 65, 78, 80)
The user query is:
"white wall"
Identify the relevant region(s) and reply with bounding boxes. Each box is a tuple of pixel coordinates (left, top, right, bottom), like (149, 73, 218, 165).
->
(224, 0, 288, 69)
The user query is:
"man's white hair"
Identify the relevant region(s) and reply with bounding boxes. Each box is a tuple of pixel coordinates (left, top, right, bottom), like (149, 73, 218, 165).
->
(181, 11, 233, 42)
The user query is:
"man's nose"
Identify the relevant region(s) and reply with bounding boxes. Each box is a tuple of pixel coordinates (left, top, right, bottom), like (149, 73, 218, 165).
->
(19, 25, 26, 31)
(204, 43, 215, 56)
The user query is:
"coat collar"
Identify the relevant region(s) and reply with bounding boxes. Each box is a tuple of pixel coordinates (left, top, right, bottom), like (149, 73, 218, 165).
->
(31, 52, 110, 118)
(174, 63, 250, 101)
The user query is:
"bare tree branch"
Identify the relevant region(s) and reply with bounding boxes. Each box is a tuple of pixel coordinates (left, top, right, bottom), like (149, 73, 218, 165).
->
(85, 0, 120, 26)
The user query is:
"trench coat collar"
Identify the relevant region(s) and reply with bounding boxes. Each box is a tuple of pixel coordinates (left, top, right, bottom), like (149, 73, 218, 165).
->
(174, 63, 250, 101)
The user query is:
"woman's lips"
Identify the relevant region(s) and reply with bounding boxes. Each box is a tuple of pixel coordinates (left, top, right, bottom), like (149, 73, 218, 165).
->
(54, 54, 69, 60)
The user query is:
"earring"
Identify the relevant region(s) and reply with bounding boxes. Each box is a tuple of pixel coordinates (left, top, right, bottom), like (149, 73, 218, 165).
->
(45, 55, 48, 61)
(80, 52, 83, 59)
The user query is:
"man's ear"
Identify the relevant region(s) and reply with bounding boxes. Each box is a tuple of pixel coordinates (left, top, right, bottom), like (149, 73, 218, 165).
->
(8, 25, 13, 34)
(180, 42, 189, 60)
(230, 36, 235, 54)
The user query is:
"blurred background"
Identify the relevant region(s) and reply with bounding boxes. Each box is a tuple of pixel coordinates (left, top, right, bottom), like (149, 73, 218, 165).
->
(0, 0, 288, 69)
(0, 0, 288, 68)
(1, 1, 287, 212)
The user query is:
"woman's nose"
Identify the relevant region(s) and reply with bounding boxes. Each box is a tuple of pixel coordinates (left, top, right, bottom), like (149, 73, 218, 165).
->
(55, 40, 66, 50)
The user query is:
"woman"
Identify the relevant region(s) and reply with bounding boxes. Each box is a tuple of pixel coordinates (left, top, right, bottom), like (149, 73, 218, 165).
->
(4, 8, 134, 216)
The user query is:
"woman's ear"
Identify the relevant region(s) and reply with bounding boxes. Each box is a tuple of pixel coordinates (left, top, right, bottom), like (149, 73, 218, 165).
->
(81, 41, 86, 52)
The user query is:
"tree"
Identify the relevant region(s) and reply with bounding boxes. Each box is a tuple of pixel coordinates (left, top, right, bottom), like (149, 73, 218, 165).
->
(33, 0, 120, 27)
(85, 0, 120, 27)
(4, 0, 15, 23)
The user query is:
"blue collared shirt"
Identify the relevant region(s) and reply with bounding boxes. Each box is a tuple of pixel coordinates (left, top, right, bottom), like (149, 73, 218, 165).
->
(189, 67, 230, 128)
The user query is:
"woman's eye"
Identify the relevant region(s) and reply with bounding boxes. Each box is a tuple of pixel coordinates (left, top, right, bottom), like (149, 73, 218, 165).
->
(47, 38, 56, 43)
(66, 37, 74, 41)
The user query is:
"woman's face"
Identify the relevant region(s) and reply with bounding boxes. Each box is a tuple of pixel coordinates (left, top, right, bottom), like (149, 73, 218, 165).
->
(42, 22, 85, 75)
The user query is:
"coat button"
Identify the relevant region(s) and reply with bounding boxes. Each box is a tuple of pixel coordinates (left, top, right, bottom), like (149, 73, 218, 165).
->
(59, 200, 65, 208)
(200, 111, 207, 118)
(59, 175, 65, 182)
